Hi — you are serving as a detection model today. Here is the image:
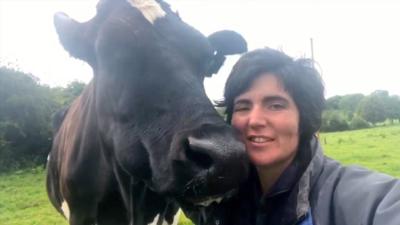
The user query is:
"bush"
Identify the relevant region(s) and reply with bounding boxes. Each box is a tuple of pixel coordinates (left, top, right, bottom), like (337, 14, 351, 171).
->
(321, 110, 350, 132)
(349, 116, 370, 130)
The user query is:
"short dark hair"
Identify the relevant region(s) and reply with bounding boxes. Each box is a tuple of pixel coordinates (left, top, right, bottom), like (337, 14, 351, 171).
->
(220, 48, 325, 143)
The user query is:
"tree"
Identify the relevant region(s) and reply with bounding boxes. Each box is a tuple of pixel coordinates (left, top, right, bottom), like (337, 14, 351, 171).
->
(324, 91, 399, 130)
(385, 95, 400, 122)
(338, 93, 364, 115)
(325, 95, 342, 110)
(51, 80, 86, 106)
(0, 67, 57, 169)
(357, 95, 387, 125)
(0, 66, 86, 171)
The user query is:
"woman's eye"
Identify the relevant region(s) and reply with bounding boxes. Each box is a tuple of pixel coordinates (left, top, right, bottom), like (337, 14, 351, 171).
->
(233, 105, 249, 112)
(268, 103, 285, 111)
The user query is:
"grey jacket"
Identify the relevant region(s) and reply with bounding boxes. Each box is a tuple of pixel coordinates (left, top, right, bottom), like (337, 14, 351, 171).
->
(309, 140, 400, 225)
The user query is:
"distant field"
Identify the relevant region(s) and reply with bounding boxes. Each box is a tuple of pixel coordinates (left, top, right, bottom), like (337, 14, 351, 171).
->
(320, 124, 400, 177)
(1, 124, 399, 225)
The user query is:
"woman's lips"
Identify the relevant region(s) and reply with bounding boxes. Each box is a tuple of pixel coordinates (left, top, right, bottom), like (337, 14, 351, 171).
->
(247, 135, 274, 144)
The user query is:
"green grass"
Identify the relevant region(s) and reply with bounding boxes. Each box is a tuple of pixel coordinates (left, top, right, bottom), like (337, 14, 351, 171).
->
(320, 124, 400, 177)
(1, 124, 400, 224)
(0, 167, 66, 225)
(0, 167, 192, 225)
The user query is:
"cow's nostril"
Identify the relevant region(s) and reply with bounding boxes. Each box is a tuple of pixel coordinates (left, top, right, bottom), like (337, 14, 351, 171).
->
(184, 137, 214, 170)
(186, 146, 214, 169)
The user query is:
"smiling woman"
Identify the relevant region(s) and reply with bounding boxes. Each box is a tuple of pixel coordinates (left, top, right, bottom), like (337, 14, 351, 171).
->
(231, 74, 300, 193)
(201, 47, 400, 225)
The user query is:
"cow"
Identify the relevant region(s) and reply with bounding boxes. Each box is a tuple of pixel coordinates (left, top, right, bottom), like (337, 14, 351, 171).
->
(46, 0, 249, 225)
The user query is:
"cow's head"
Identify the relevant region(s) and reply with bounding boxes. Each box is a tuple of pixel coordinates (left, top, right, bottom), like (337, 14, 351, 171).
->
(54, 0, 248, 207)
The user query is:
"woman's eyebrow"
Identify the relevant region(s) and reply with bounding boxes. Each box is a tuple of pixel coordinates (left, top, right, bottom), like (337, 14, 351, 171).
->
(234, 98, 251, 105)
(262, 95, 289, 104)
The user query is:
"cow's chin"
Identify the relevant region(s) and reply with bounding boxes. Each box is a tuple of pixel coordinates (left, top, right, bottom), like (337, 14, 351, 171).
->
(178, 188, 238, 208)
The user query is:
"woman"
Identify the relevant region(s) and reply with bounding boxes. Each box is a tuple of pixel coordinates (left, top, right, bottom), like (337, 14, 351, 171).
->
(200, 48, 400, 225)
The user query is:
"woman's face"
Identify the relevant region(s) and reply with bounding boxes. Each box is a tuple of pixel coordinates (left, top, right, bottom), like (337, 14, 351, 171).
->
(231, 73, 300, 169)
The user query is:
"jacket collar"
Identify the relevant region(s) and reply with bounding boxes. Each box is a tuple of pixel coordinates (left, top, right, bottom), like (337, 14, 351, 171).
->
(255, 137, 321, 224)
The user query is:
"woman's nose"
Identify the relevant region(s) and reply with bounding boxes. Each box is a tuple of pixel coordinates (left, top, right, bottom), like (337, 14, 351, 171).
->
(248, 107, 266, 129)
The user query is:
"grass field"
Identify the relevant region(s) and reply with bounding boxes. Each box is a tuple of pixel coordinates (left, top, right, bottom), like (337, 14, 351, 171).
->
(0, 167, 65, 225)
(1, 124, 399, 225)
(321, 124, 400, 177)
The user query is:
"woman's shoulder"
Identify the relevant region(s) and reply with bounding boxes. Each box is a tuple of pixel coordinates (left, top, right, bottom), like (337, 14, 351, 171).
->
(315, 154, 398, 191)
(310, 154, 400, 225)
(308, 139, 397, 190)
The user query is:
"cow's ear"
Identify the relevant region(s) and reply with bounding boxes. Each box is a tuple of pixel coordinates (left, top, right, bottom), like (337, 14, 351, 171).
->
(204, 30, 247, 77)
(54, 12, 96, 66)
(208, 30, 247, 56)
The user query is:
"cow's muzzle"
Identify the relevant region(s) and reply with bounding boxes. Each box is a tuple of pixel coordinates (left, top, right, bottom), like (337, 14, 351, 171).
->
(173, 124, 249, 203)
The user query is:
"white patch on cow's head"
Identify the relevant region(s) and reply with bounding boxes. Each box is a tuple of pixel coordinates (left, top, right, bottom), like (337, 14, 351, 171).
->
(148, 210, 180, 225)
(127, 0, 166, 24)
(61, 201, 70, 220)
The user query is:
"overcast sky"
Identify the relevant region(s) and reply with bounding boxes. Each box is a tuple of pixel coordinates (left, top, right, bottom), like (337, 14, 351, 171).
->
(1, 0, 400, 101)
